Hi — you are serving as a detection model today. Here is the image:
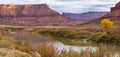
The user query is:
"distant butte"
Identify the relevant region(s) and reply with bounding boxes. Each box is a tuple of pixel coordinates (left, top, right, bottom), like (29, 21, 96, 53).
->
(0, 4, 71, 26)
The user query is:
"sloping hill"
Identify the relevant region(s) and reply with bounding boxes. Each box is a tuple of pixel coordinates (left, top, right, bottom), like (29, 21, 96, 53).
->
(63, 11, 108, 20)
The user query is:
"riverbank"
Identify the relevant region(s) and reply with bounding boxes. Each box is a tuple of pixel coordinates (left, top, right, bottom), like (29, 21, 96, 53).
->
(31, 27, 120, 46)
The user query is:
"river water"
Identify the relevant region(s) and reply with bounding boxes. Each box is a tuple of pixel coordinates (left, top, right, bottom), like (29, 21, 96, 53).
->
(52, 42, 96, 51)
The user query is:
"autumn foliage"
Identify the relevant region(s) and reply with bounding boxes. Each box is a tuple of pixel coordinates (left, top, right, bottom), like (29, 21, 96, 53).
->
(100, 19, 113, 28)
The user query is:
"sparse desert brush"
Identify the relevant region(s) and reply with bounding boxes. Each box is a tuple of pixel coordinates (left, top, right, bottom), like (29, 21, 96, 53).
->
(36, 44, 59, 57)
(33, 28, 92, 40)
(0, 48, 31, 57)
(100, 19, 113, 29)
(13, 41, 35, 53)
(0, 34, 39, 57)
(0, 37, 16, 48)
(36, 44, 83, 57)
(0, 28, 9, 35)
(0, 36, 34, 53)
(4, 27, 25, 31)
(89, 28, 120, 45)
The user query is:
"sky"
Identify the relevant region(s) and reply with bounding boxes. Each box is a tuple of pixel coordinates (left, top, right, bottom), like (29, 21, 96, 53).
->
(0, 0, 120, 13)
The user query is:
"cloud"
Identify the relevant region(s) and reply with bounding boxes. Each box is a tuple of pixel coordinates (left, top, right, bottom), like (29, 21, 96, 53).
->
(0, 0, 119, 13)
(48, 0, 120, 13)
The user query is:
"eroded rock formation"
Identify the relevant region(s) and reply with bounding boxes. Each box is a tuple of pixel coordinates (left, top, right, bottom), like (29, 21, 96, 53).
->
(0, 4, 70, 26)
(103, 2, 120, 20)
(111, 2, 120, 12)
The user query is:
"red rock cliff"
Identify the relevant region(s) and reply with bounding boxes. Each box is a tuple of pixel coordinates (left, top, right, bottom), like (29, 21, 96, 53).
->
(0, 4, 70, 26)
(103, 2, 120, 20)
(0, 4, 60, 17)
(111, 2, 120, 12)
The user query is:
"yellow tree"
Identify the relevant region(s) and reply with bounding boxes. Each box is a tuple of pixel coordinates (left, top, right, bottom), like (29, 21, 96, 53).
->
(100, 18, 113, 29)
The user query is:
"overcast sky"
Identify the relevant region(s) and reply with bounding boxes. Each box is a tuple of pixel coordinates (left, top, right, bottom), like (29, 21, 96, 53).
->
(0, 0, 119, 13)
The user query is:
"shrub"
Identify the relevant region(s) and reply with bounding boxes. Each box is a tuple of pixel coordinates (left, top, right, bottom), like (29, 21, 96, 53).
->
(38, 29, 75, 39)
(89, 29, 120, 45)
(13, 41, 35, 53)
(100, 19, 113, 29)
(36, 44, 59, 57)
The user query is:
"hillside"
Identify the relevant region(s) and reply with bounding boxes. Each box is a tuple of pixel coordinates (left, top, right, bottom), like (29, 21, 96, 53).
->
(102, 2, 120, 26)
(81, 2, 120, 27)
(0, 4, 71, 26)
(63, 11, 108, 21)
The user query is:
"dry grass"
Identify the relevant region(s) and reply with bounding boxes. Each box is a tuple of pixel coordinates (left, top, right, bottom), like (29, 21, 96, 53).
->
(36, 44, 120, 57)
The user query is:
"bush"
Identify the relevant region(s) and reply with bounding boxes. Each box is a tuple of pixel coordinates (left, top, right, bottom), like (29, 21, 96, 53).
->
(38, 29, 76, 39)
(100, 19, 113, 29)
(35, 28, 93, 39)
(13, 41, 35, 53)
(89, 29, 120, 45)
(36, 44, 59, 57)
